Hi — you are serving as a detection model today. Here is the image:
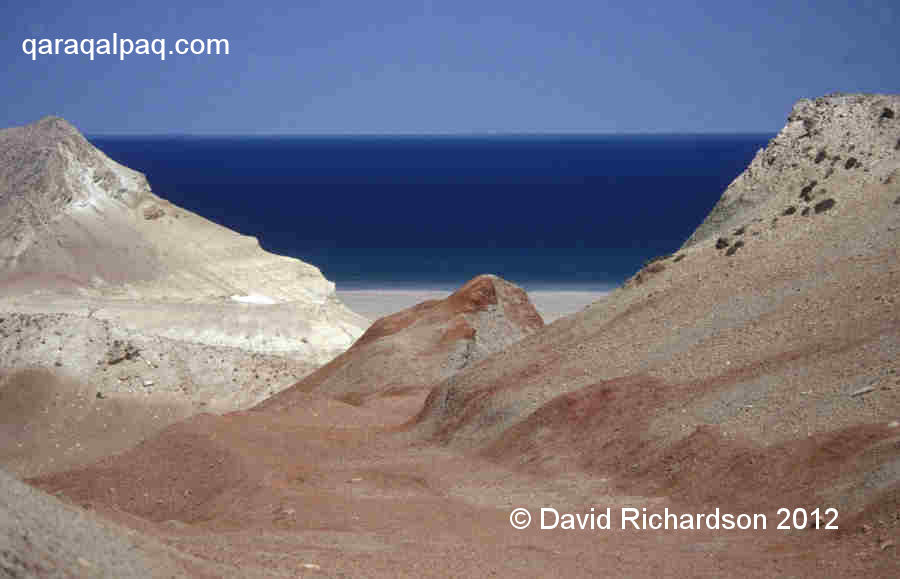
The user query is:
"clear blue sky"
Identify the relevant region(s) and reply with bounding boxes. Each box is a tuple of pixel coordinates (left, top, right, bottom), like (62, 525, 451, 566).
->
(3, 1, 898, 134)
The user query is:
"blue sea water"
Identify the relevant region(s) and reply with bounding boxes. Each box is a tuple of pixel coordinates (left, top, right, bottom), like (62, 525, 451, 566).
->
(89, 134, 770, 291)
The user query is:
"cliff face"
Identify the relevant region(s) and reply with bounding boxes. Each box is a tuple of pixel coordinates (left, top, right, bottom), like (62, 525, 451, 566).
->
(0, 116, 346, 306)
(0, 116, 161, 286)
(684, 93, 900, 247)
(0, 117, 368, 465)
(0, 116, 365, 357)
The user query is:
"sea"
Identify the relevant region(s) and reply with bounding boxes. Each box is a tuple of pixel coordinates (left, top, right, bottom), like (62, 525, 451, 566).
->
(88, 134, 771, 292)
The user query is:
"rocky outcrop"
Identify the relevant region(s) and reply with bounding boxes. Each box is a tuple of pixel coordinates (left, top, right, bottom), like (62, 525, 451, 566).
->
(414, 95, 900, 533)
(0, 117, 355, 306)
(12, 97, 900, 578)
(0, 117, 367, 475)
(0, 116, 366, 365)
(258, 274, 544, 408)
(684, 93, 900, 247)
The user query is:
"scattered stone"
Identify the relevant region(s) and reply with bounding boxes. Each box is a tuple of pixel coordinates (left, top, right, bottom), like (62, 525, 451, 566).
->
(96, 392, 104, 399)
(106, 340, 140, 365)
(733, 226, 746, 236)
(801, 207, 811, 216)
(143, 380, 154, 387)
(814, 198, 836, 214)
(782, 206, 797, 216)
(850, 386, 875, 397)
(142, 204, 165, 220)
(844, 157, 858, 170)
(894, 196, 900, 205)
(800, 181, 818, 201)
(880, 107, 895, 120)
(684, 95, 900, 247)
(725, 240, 744, 256)
(715, 237, 730, 249)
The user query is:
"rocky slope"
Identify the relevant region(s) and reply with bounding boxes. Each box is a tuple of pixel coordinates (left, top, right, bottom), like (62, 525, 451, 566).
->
(0, 117, 367, 477)
(259, 274, 544, 409)
(10, 95, 900, 577)
(0, 116, 347, 305)
(0, 469, 187, 578)
(415, 93, 900, 531)
(685, 93, 899, 246)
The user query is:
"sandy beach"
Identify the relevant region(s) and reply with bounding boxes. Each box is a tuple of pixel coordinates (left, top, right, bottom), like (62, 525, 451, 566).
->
(337, 288, 611, 323)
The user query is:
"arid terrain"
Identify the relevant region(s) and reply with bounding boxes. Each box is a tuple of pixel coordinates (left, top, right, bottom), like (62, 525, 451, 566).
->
(2, 94, 899, 577)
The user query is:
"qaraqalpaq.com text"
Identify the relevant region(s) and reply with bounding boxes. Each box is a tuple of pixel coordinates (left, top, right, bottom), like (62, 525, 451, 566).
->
(22, 35, 229, 61)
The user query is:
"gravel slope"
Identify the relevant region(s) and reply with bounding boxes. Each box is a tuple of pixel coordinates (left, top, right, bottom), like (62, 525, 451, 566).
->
(4, 95, 900, 577)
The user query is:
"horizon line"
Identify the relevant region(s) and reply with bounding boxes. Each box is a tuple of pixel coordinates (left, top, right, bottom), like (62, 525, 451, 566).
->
(88, 130, 776, 138)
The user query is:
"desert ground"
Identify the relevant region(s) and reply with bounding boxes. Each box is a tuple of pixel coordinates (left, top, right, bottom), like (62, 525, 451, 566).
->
(2, 94, 899, 577)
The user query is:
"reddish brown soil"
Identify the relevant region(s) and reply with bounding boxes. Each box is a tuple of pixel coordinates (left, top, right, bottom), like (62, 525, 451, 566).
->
(480, 375, 900, 518)
(258, 274, 544, 408)
(28, 386, 898, 578)
(8, 98, 900, 577)
(20, 256, 900, 577)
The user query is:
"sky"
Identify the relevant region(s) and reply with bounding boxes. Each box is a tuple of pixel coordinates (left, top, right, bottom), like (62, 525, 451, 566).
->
(2, 1, 898, 135)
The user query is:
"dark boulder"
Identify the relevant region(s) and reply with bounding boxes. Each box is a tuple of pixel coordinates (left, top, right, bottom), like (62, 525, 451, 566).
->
(725, 240, 744, 256)
(814, 198, 836, 214)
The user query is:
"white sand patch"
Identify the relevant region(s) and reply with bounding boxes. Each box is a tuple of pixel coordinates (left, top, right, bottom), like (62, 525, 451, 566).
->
(337, 288, 612, 323)
(337, 289, 450, 321)
(230, 293, 278, 305)
(529, 290, 612, 322)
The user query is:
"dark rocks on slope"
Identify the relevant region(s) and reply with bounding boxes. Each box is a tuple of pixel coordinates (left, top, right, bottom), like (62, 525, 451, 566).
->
(814, 198, 836, 214)
(800, 180, 818, 201)
(725, 240, 744, 256)
(682, 93, 900, 247)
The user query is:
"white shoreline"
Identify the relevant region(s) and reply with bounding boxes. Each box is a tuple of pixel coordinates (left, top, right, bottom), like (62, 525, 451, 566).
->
(337, 288, 612, 323)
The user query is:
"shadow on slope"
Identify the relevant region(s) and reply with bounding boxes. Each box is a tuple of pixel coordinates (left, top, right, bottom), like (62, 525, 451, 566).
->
(0, 368, 193, 478)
